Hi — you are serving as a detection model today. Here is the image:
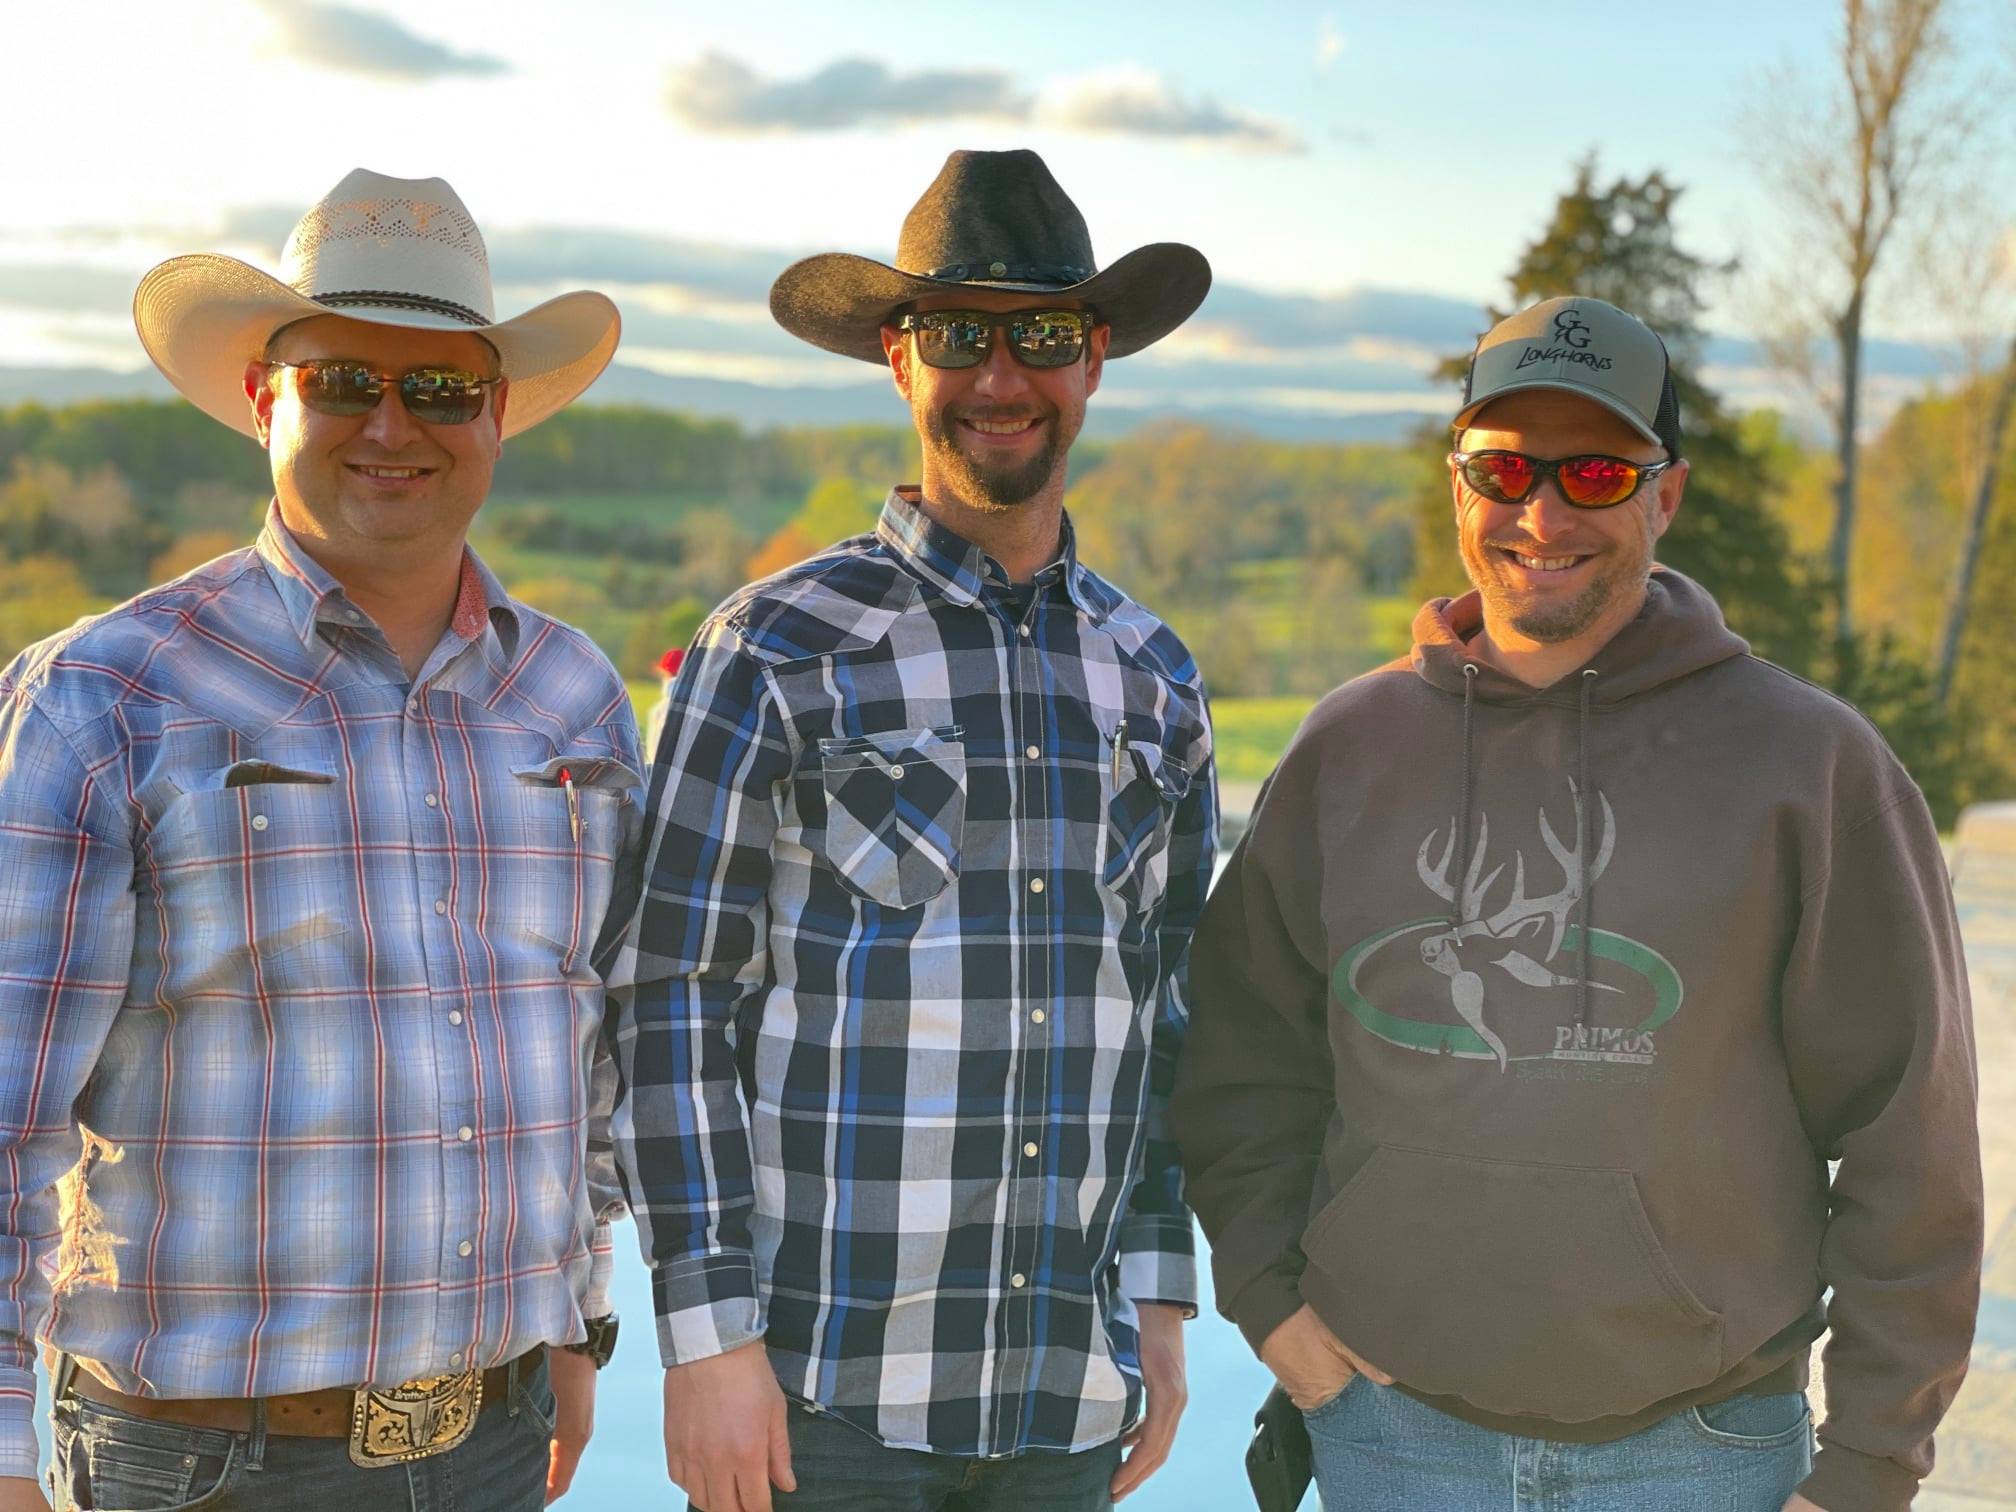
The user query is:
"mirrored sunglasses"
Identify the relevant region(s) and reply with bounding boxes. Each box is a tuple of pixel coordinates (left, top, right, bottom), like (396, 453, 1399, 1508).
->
(895, 309, 1095, 370)
(1452, 449, 1675, 509)
(270, 360, 500, 426)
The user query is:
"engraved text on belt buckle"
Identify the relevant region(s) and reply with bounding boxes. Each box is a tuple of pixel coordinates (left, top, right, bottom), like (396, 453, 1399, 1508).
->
(348, 1369, 482, 1468)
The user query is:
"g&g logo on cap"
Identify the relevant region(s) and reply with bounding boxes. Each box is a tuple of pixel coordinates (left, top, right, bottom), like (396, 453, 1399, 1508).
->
(1516, 307, 1614, 374)
(1552, 310, 1593, 349)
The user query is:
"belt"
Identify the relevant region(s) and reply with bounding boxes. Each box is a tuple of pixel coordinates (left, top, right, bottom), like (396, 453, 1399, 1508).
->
(65, 1345, 543, 1453)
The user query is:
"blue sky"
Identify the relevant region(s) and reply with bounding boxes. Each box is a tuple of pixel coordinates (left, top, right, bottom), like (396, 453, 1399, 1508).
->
(1, 0, 2005, 433)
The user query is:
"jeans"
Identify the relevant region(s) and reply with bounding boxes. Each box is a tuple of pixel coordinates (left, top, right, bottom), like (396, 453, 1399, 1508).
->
(48, 1353, 556, 1512)
(1304, 1375, 1813, 1511)
(747, 1402, 1123, 1512)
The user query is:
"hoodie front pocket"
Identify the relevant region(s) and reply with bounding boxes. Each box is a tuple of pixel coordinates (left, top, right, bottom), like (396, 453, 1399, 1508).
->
(817, 726, 966, 909)
(1299, 1144, 1723, 1424)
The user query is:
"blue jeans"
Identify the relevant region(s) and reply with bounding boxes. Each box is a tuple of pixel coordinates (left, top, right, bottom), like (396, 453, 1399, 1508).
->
(48, 1354, 556, 1512)
(1305, 1376, 1813, 1511)
(750, 1402, 1123, 1512)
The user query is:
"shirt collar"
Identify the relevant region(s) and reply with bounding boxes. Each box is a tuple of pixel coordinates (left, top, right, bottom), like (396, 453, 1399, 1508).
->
(254, 501, 521, 658)
(874, 487, 1108, 623)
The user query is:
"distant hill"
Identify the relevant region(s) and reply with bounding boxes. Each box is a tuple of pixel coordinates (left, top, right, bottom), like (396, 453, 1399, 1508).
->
(0, 361, 1439, 443)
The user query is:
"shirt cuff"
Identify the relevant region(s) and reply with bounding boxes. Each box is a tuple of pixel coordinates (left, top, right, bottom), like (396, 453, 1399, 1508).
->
(580, 1221, 616, 1321)
(654, 1252, 767, 1367)
(1118, 1212, 1198, 1317)
(0, 1367, 39, 1482)
(1797, 1439, 1921, 1512)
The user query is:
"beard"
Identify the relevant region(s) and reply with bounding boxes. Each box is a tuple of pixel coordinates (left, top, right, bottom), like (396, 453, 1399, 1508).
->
(1459, 504, 1658, 643)
(919, 403, 1063, 510)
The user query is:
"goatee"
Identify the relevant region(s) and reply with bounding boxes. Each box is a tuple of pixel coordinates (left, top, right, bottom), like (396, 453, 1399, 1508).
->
(922, 408, 1060, 510)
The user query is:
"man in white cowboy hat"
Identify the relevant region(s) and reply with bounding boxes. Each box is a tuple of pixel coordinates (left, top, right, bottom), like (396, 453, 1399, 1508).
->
(613, 148, 1216, 1512)
(0, 169, 634, 1511)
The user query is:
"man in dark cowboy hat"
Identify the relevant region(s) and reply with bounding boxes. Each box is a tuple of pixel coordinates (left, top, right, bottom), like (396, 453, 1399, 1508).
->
(0, 169, 635, 1511)
(613, 149, 1217, 1511)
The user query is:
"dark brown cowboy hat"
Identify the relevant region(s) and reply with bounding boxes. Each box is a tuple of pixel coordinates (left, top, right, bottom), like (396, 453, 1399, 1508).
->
(770, 148, 1210, 364)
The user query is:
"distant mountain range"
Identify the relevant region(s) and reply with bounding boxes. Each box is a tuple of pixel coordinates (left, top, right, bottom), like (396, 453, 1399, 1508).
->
(0, 362, 1443, 443)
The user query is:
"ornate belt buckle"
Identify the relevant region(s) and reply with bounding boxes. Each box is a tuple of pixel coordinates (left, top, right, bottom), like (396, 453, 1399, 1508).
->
(348, 1369, 482, 1468)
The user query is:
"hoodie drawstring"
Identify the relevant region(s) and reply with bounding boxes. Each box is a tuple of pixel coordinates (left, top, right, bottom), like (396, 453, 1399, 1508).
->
(1576, 668, 1598, 1026)
(1447, 663, 1603, 1036)
(1451, 664, 1479, 926)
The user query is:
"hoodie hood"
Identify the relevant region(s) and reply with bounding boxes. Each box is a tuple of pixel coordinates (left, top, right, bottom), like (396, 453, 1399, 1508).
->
(1411, 567, 1750, 704)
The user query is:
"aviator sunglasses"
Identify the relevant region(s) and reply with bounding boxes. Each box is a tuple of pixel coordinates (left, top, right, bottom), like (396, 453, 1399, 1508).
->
(267, 360, 501, 426)
(1451, 449, 1676, 509)
(895, 309, 1096, 370)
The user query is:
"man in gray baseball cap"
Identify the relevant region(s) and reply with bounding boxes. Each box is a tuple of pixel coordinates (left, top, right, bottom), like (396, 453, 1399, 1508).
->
(1174, 295, 1980, 1512)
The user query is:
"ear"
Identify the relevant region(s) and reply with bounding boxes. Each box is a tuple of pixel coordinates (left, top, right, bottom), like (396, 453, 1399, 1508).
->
(1083, 322, 1111, 398)
(488, 378, 509, 458)
(1648, 458, 1688, 541)
(880, 323, 913, 401)
(244, 361, 277, 448)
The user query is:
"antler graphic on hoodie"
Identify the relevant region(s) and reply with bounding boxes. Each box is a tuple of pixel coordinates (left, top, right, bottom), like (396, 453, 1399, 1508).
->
(1414, 783, 1620, 1069)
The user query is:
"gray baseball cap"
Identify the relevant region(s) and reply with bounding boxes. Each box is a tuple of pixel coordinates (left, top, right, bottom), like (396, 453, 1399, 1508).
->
(1452, 295, 1681, 456)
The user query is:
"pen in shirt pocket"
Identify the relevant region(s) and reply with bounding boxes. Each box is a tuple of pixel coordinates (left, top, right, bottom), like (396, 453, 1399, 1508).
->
(559, 766, 581, 843)
(1109, 723, 1128, 787)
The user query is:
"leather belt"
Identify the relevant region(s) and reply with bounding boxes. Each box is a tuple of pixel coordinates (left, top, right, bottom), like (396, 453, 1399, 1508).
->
(65, 1345, 543, 1443)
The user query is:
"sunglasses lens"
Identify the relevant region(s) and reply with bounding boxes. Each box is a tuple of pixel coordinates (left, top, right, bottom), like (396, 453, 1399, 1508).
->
(1008, 312, 1087, 368)
(1557, 456, 1641, 507)
(400, 369, 489, 425)
(912, 316, 988, 369)
(1463, 452, 1536, 503)
(294, 361, 382, 417)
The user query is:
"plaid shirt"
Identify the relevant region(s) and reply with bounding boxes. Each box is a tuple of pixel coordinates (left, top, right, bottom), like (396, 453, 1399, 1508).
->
(612, 489, 1216, 1458)
(0, 507, 640, 1479)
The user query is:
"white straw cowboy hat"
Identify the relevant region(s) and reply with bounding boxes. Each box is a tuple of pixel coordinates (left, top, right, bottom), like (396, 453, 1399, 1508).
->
(133, 168, 619, 439)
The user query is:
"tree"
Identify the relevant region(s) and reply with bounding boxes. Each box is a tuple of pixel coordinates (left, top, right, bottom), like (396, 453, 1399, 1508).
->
(1747, 0, 1963, 638)
(1421, 158, 1823, 671)
(0, 556, 104, 664)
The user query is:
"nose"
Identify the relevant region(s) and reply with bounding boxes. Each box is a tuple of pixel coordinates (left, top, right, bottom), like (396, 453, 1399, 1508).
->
(966, 331, 1033, 400)
(358, 379, 425, 448)
(1514, 480, 1581, 543)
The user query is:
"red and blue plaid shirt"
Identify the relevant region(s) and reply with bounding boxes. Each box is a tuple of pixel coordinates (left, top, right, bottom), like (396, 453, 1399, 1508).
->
(0, 507, 641, 1478)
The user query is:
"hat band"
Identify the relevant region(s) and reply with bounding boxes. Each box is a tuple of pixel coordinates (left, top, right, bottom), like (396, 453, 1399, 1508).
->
(313, 289, 489, 327)
(920, 261, 1092, 286)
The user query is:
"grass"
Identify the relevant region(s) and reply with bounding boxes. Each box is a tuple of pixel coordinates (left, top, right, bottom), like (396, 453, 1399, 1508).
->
(626, 682, 1312, 786)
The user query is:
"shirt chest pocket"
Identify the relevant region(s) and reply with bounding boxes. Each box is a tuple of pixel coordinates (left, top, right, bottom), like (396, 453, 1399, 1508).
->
(510, 756, 641, 971)
(143, 763, 351, 989)
(1100, 737, 1191, 915)
(816, 725, 967, 910)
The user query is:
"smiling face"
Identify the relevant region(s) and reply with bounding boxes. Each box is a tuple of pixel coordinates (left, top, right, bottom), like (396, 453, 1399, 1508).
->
(1451, 389, 1686, 645)
(880, 288, 1108, 514)
(244, 314, 507, 566)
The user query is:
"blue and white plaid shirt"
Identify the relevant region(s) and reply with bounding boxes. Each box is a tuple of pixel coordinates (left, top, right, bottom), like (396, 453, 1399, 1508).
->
(612, 489, 1216, 1458)
(0, 507, 640, 1479)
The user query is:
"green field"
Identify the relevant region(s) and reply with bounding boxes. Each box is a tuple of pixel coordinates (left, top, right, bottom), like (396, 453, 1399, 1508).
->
(627, 682, 1312, 785)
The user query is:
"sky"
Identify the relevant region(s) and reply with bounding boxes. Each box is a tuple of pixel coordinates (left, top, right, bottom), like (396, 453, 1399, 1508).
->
(2, 0, 2008, 434)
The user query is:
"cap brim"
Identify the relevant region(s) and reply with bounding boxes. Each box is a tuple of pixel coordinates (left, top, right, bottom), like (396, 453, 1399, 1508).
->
(133, 253, 620, 439)
(1451, 378, 1665, 449)
(768, 242, 1211, 364)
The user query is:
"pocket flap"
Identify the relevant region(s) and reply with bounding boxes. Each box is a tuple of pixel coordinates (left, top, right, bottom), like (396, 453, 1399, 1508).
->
(512, 756, 642, 792)
(218, 761, 336, 790)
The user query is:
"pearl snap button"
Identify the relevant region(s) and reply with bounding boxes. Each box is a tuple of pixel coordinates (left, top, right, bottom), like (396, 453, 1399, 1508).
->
(889, 764, 905, 779)
(250, 815, 268, 831)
